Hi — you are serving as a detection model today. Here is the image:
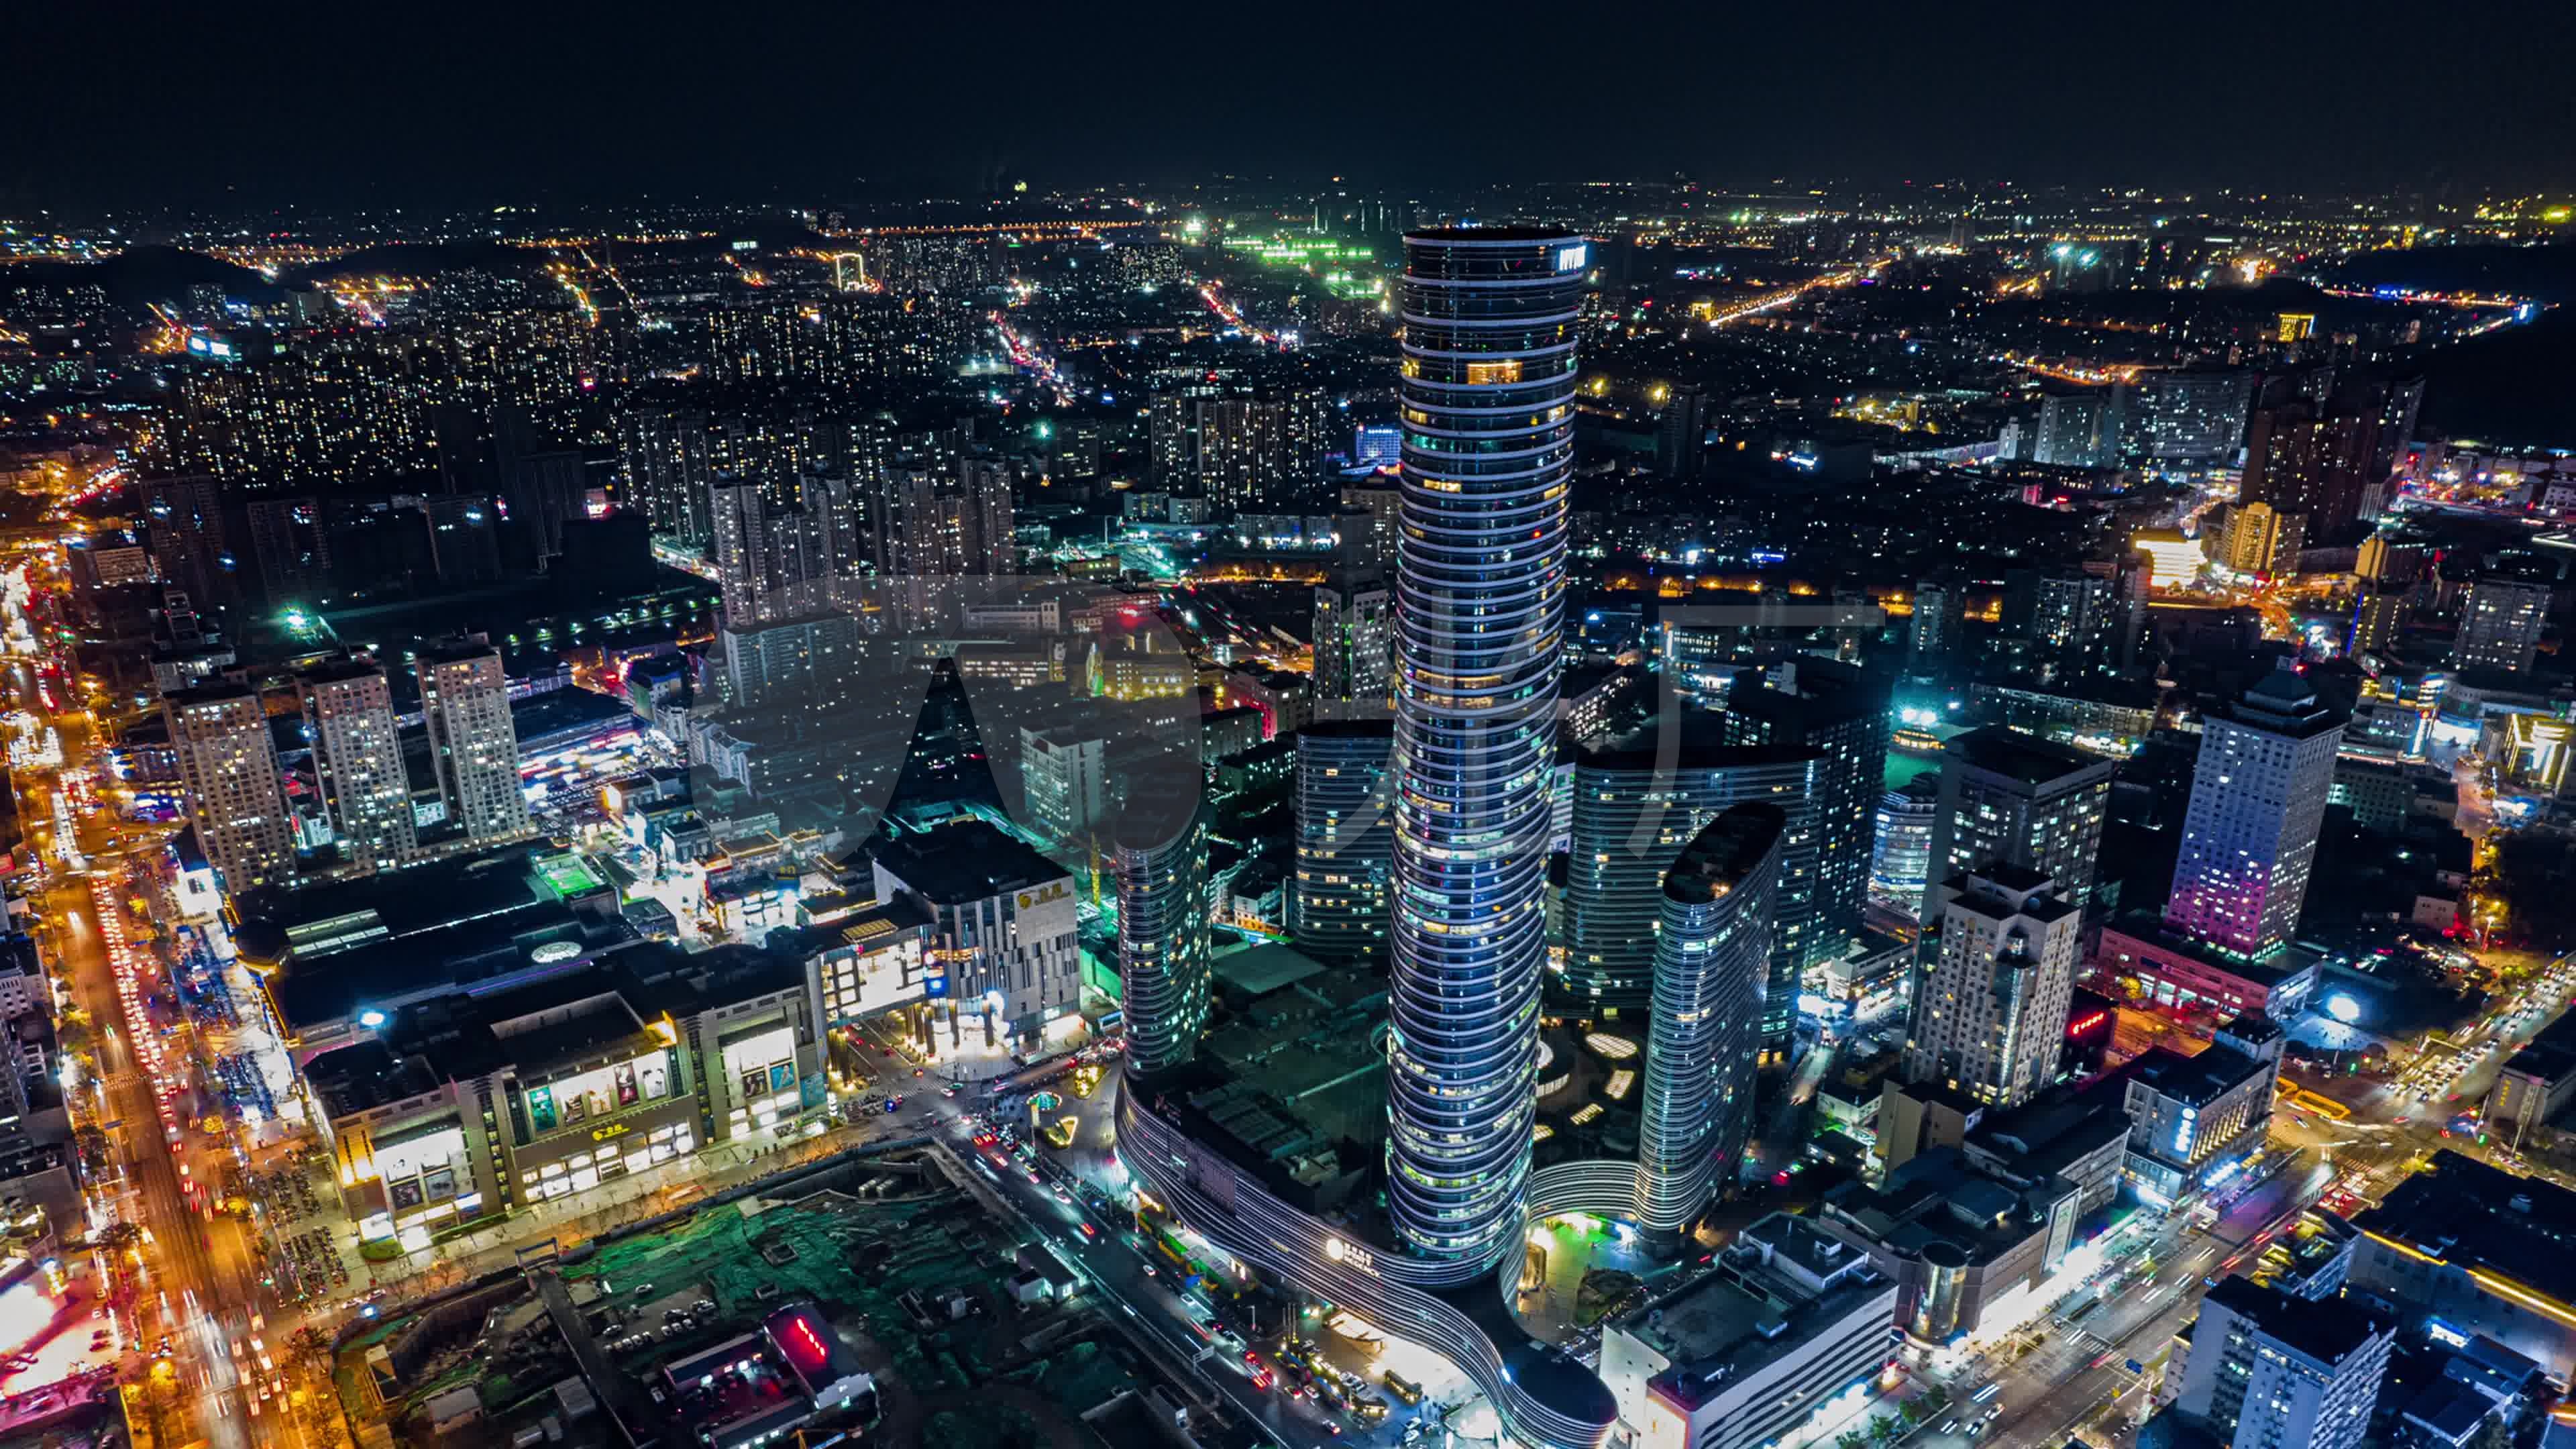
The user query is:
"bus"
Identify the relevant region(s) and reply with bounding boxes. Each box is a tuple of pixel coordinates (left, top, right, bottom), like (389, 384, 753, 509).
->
(1380, 1370, 1424, 1406)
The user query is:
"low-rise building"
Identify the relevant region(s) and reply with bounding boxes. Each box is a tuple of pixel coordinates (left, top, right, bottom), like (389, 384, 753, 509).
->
(2351, 1149, 2576, 1378)
(870, 820, 1082, 1042)
(1597, 1214, 1897, 1449)
(2114, 1015, 2283, 1205)
(301, 941, 827, 1251)
(1816, 1148, 2080, 1344)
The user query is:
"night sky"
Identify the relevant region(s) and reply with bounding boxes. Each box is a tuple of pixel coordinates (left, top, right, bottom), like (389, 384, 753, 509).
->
(9, 0, 2573, 209)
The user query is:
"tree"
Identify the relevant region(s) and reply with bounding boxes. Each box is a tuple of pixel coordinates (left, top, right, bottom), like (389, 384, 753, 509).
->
(1837, 1433, 1868, 1449)
(288, 1324, 335, 1371)
(1869, 1415, 1900, 1444)
(1923, 1384, 1951, 1411)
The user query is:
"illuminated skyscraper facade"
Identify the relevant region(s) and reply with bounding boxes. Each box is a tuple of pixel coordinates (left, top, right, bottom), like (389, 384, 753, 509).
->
(1635, 804, 1784, 1246)
(1383, 227, 1586, 1279)
(1115, 784, 1214, 1078)
(166, 681, 296, 894)
(2162, 668, 2344, 959)
(298, 660, 417, 874)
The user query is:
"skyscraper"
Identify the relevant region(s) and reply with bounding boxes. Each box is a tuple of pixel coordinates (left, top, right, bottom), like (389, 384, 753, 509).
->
(1717, 660, 1890, 1051)
(1870, 774, 1940, 917)
(709, 475, 835, 627)
(1921, 726, 2115, 924)
(1907, 578, 1966, 672)
(2031, 388, 2125, 470)
(1562, 740, 1817, 1008)
(416, 640, 532, 846)
(2162, 667, 2345, 958)
(2138, 368, 2253, 464)
(1115, 782, 1214, 1078)
(297, 659, 417, 874)
(1291, 720, 1395, 960)
(1383, 226, 1585, 1279)
(166, 682, 295, 893)
(1901, 865, 2083, 1108)
(1635, 804, 1784, 1248)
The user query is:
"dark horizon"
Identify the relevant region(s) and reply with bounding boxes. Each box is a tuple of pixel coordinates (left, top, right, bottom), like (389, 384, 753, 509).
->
(9, 0, 2574, 211)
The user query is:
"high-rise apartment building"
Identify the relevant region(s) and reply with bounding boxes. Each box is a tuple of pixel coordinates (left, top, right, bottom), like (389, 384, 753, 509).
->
(1656, 384, 1711, 478)
(709, 475, 837, 627)
(1021, 727, 1112, 851)
(1291, 720, 1395, 961)
(166, 682, 295, 893)
(2138, 368, 2253, 464)
(1635, 804, 1784, 1245)
(416, 641, 532, 846)
(1901, 865, 2083, 1108)
(1562, 740, 1817, 1008)
(297, 660, 417, 874)
(2031, 388, 2125, 470)
(614, 407, 716, 547)
(1921, 726, 2115, 924)
(1114, 783, 1214, 1078)
(2162, 667, 2345, 959)
(1907, 578, 1966, 672)
(2174, 1277, 2392, 1449)
(1382, 227, 1586, 1280)
(1311, 575, 1393, 719)
(2453, 572, 2552, 676)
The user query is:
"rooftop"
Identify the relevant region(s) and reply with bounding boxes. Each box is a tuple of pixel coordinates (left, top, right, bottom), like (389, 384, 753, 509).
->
(2118, 1041, 2271, 1110)
(1945, 724, 2119, 788)
(2498, 1008, 2576, 1091)
(869, 820, 1070, 904)
(1621, 1213, 1890, 1413)
(2203, 1275, 2388, 1366)
(1664, 804, 1788, 905)
(2354, 1149, 2576, 1315)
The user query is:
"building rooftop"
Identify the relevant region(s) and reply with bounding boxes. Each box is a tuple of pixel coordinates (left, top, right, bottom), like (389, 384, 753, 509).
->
(1620, 1213, 1890, 1413)
(1821, 1148, 2072, 1272)
(2203, 1275, 2388, 1366)
(2353, 1148, 2576, 1316)
(1664, 804, 1788, 904)
(2498, 1008, 2576, 1092)
(869, 820, 1069, 904)
(1945, 724, 2118, 787)
(2118, 1041, 2269, 1109)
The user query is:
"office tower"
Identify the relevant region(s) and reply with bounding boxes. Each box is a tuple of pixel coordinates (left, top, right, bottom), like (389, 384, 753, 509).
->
(1635, 804, 1784, 1246)
(2453, 573, 2551, 675)
(2347, 582, 2408, 656)
(1311, 574, 1392, 719)
(1562, 740, 1818, 1008)
(1292, 720, 1395, 960)
(1921, 727, 2115, 922)
(416, 640, 532, 845)
(165, 682, 294, 893)
(1022, 727, 1112, 851)
(1717, 661, 1890, 1050)
(297, 660, 417, 873)
(1382, 226, 1585, 1280)
(2163, 667, 2346, 958)
(1115, 782, 1213, 1077)
(1656, 383, 1711, 478)
(614, 407, 716, 547)
(1900, 866, 2083, 1107)
(2031, 388, 2125, 470)
(2139, 368, 2253, 464)
(1870, 775, 1940, 916)
(2174, 1277, 2392, 1449)
(1352, 423, 1401, 470)
(1907, 578, 1966, 672)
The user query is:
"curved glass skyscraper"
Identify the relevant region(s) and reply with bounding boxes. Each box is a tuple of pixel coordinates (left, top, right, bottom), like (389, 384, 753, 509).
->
(1385, 227, 1586, 1279)
(1116, 781, 1214, 1078)
(1635, 803, 1785, 1246)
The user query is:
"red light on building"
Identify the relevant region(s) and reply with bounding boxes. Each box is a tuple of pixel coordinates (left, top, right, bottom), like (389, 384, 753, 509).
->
(2067, 1010, 2107, 1037)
